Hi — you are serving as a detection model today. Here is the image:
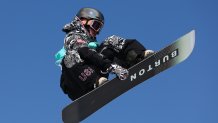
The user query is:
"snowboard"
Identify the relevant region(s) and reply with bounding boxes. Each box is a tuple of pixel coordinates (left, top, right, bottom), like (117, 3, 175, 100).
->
(62, 30, 195, 123)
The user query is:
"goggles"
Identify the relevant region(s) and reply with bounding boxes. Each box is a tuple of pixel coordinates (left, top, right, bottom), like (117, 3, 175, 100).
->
(80, 18, 103, 32)
(88, 19, 103, 32)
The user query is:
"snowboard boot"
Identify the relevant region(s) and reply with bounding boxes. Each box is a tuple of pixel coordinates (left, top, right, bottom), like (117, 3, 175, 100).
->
(94, 77, 108, 88)
(144, 50, 155, 58)
(125, 49, 154, 68)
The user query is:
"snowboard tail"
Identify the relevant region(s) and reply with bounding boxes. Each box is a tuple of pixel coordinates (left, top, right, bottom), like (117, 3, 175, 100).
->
(62, 30, 195, 123)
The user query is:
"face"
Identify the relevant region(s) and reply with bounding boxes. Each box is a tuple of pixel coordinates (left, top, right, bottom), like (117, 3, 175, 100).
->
(80, 18, 103, 37)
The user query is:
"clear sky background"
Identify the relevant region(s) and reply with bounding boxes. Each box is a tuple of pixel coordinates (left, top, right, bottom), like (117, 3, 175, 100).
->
(0, 0, 217, 123)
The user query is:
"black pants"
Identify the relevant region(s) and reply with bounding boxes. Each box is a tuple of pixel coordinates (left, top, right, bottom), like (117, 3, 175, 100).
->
(60, 62, 101, 101)
(124, 39, 146, 67)
(98, 39, 146, 68)
(113, 39, 146, 68)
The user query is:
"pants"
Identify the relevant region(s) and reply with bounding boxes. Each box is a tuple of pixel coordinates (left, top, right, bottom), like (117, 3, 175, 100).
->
(116, 39, 146, 68)
(60, 62, 101, 101)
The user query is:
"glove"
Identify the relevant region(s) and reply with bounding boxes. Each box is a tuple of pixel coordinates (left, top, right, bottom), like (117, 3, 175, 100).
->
(109, 64, 129, 80)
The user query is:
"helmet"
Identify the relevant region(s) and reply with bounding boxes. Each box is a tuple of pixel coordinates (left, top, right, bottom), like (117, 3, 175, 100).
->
(76, 8, 104, 33)
(76, 8, 104, 23)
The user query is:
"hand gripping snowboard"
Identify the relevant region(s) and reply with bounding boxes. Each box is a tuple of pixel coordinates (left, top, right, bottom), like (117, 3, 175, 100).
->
(62, 30, 195, 123)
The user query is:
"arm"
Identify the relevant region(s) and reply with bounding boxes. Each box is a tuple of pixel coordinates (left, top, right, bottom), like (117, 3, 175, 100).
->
(78, 47, 111, 71)
(78, 47, 128, 80)
(64, 33, 129, 80)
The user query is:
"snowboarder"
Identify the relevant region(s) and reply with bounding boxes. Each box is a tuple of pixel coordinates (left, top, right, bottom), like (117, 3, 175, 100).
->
(56, 7, 154, 101)
(57, 8, 129, 101)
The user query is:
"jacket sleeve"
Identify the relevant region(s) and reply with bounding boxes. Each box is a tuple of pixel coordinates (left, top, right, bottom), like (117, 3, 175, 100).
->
(97, 45, 117, 62)
(78, 47, 112, 71)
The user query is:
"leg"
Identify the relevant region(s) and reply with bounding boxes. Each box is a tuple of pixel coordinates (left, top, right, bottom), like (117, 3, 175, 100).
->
(61, 62, 106, 101)
(121, 39, 154, 68)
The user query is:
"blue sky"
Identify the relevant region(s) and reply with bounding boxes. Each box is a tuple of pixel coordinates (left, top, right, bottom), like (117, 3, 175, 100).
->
(0, 0, 218, 123)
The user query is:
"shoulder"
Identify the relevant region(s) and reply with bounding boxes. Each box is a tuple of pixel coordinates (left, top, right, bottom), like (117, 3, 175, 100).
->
(64, 32, 89, 50)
